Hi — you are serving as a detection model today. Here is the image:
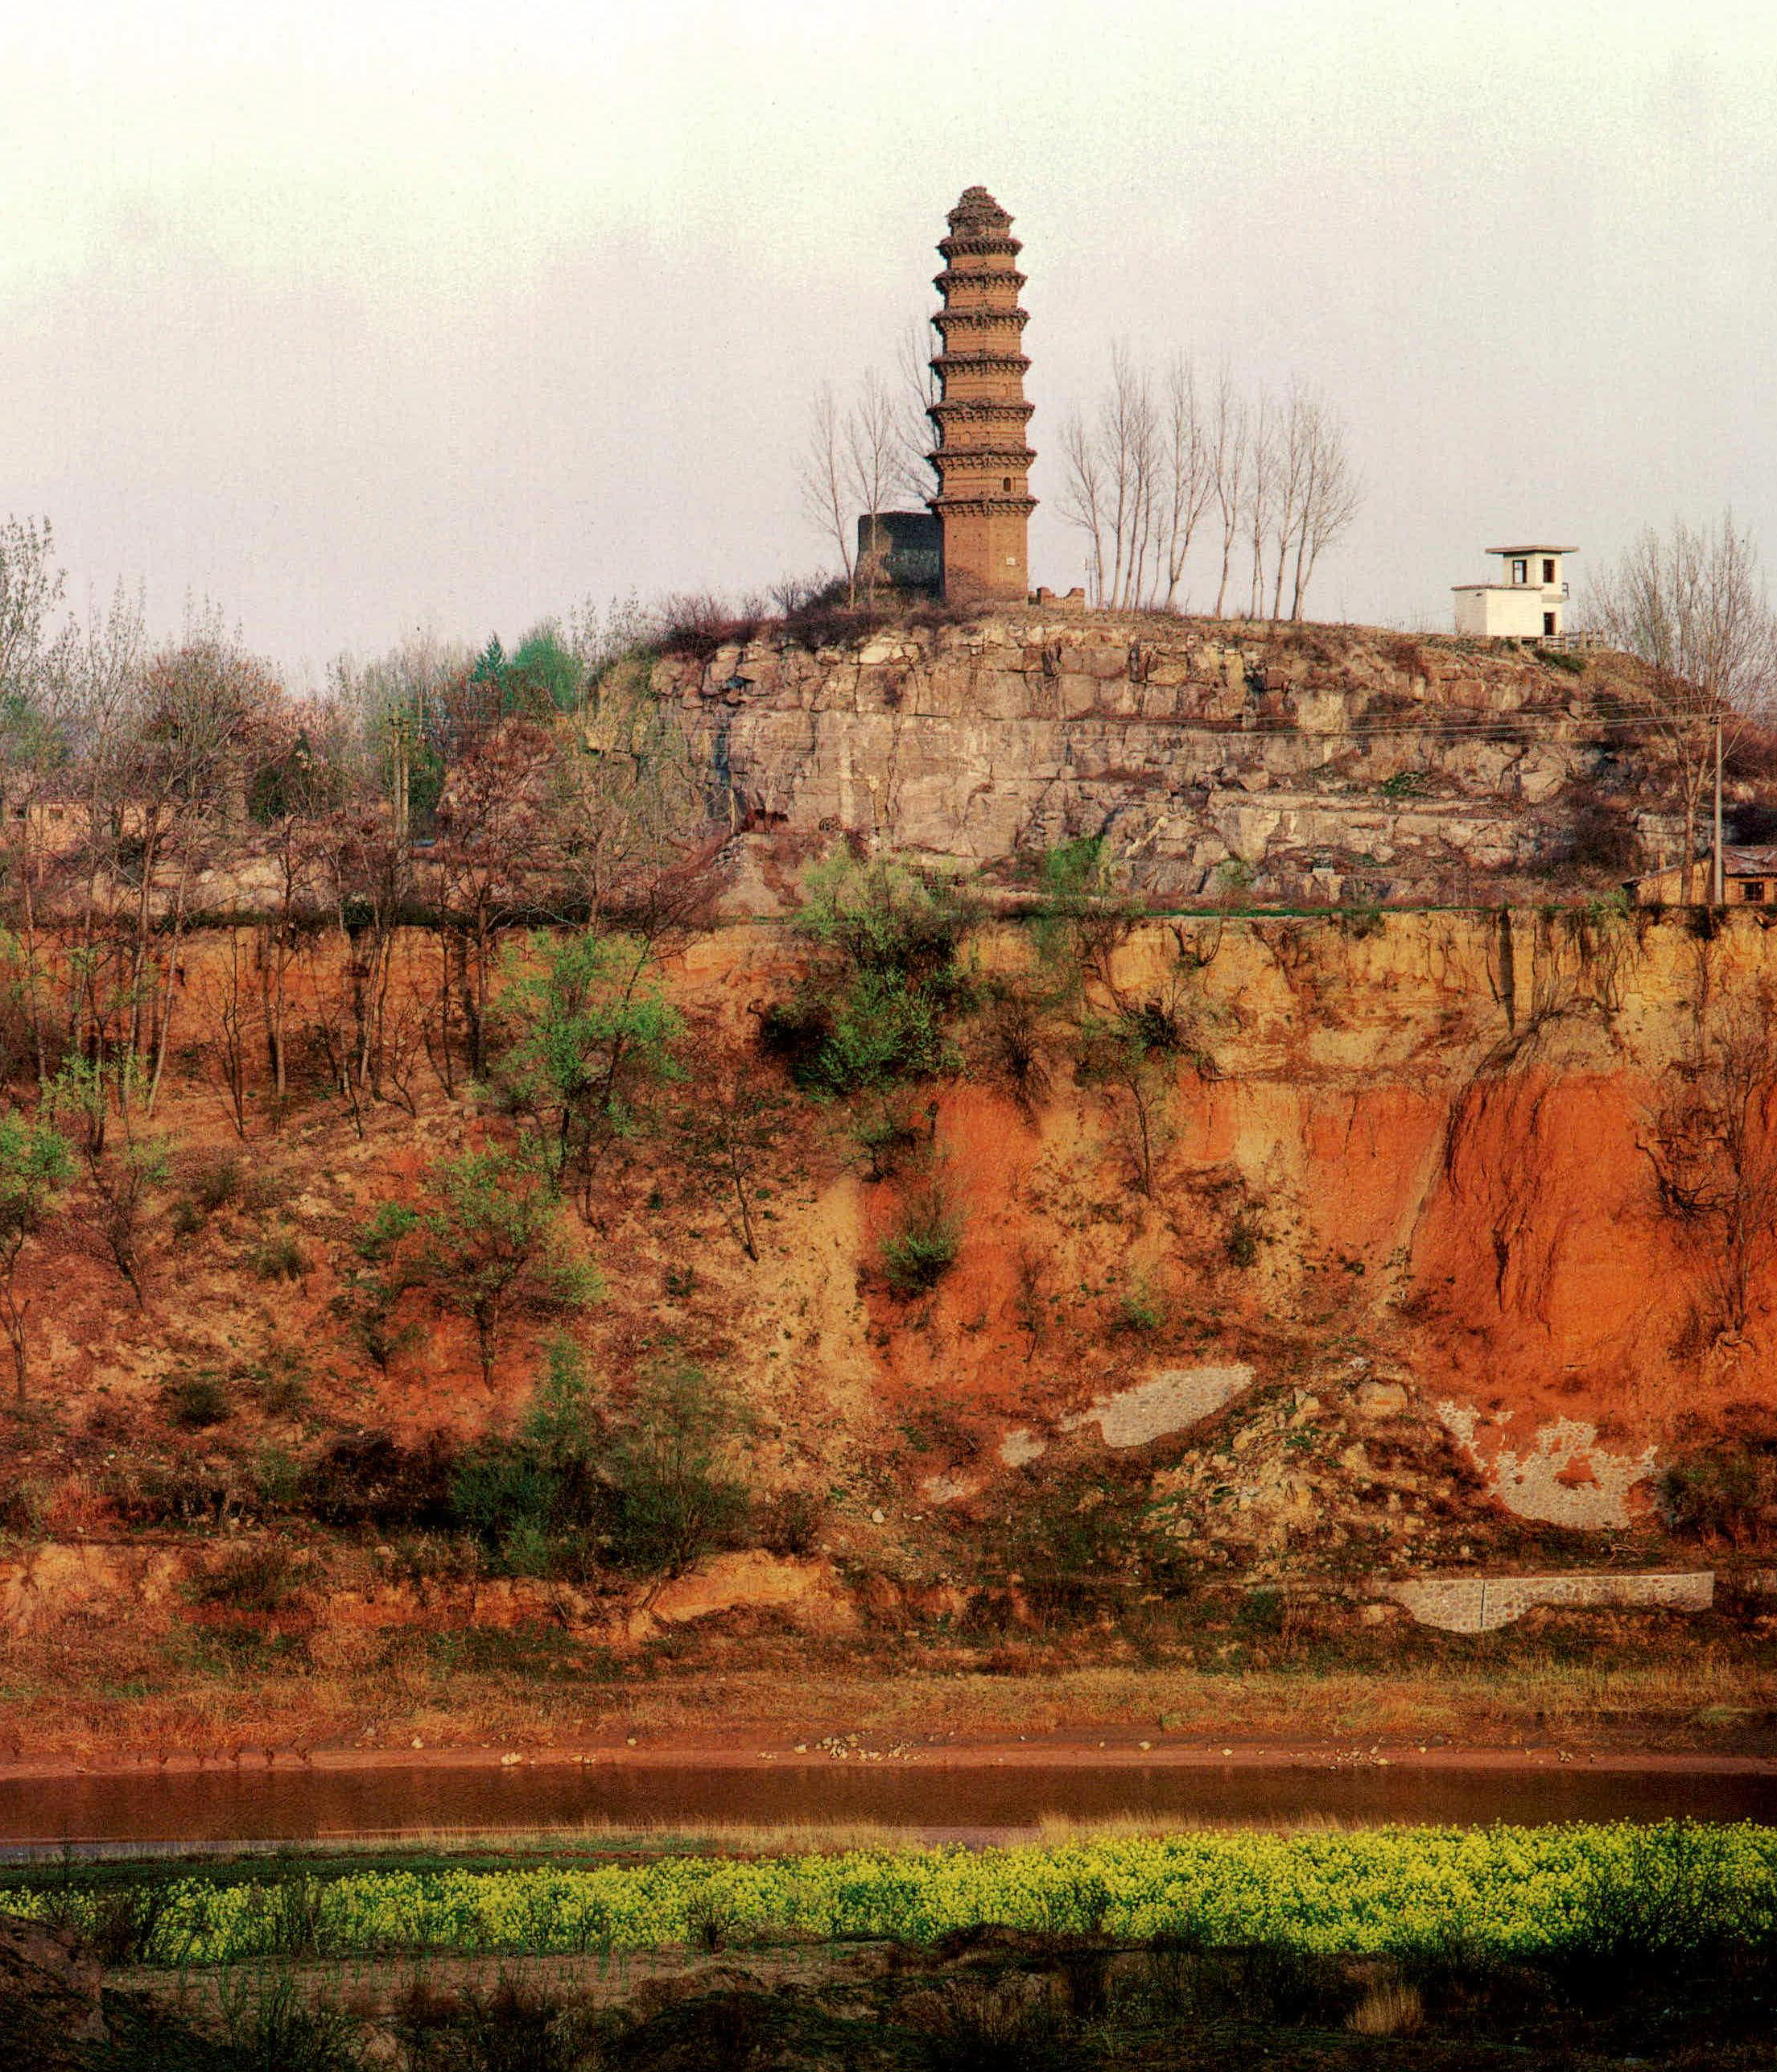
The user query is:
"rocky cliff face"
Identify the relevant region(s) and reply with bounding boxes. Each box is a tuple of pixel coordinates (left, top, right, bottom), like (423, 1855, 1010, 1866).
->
(658, 613, 1673, 906)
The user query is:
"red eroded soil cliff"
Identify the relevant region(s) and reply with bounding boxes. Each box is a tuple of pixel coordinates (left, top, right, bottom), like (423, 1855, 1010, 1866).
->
(2, 904, 1771, 1601)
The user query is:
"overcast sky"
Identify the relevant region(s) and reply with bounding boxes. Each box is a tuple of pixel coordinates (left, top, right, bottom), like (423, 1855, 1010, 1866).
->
(4, 0, 1775, 680)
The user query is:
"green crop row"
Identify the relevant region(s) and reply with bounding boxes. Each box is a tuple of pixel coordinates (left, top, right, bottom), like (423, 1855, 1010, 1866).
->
(10, 1822, 1775, 1967)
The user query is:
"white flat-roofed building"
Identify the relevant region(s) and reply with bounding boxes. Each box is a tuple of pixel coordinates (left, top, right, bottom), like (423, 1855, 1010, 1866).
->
(1453, 543, 1577, 639)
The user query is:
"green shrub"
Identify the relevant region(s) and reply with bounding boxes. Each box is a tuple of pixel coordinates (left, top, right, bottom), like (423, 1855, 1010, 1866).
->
(757, 1488, 824, 1557)
(881, 1182, 963, 1295)
(249, 1228, 309, 1282)
(171, 1150, 244, 1240)
(1658, 1434, 1777, 1546)
(1029, 834, 1142, 997)
(188, 1151, 245, 1216)
(163, 1369, 230, 1429)
(299, 1430, 460, 1531)
(600, 1361, 754, 1579)
(450, 1338, 602, 1576)
(489, 927, 684, 1213)
(1114, 1272, 1165, 1333)
(851, 1091, 930, 1180)
(216, 1968, 363, 2070)
(765, 854, 975, 1096)
(249, 1445, 303, 1512)
(1235, 1586, 1286, 1636)
(185, 1541, 301, 1614)
(249, 1355, 312, 1418)
(361, 1150, 601, 1386)
(1226, 1210, 1265, 1269)
(987, 1467, 1156, 1625)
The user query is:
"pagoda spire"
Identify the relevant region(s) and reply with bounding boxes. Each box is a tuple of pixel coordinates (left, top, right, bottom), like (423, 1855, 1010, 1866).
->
(926, 185, 1036, 602)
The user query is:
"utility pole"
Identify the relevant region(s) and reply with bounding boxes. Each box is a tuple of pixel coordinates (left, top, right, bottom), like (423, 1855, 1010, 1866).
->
(1713, 713, 1725, 908)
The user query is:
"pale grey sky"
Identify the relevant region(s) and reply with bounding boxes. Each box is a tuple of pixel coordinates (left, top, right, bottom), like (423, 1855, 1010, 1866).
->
(4, 0, 1775, 678)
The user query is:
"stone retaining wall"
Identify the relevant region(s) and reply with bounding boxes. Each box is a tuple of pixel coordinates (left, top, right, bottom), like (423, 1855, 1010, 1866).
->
(1383, 1570, 1713, 1633)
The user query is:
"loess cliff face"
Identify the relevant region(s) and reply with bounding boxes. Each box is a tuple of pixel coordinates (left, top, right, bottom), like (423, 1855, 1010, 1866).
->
(6, 906, 1774, 1595)
(658, 613, 1678, 908)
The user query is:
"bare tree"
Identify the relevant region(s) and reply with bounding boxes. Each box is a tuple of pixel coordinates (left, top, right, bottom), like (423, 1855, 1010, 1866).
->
(1592, 514, 1777, 902)
(801, 383, 856, 601)
(1058, 405, 1111, 605)
(54, 583, 148, 1075)
(0, 517, 70, 711)
(802, 373, 907, 606)
(123, 605, 283, 1112)
(0, 518, 76, 1083)
(431, 713, 555, 1079)
(893, 318, 940, 508)
(1286, 391, 1362, 619)
(1267, 386, 1313, 621)
(328, 628, 468, 840)
(1107, 344, 1158, 610)
(1207, 369, 1248, 618)
(1243, 393, 1277, 620)
(846, 370, 900, 606)
(1159, 357, 1214, 612)
(1058, 345, 1160, 609)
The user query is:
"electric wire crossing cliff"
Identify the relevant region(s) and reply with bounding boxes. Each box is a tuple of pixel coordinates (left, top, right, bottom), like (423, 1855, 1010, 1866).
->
(926, 186, 1037, 601)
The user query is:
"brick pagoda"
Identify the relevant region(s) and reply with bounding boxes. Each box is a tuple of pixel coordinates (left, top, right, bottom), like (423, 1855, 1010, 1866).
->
(926, 186, 1036, 602)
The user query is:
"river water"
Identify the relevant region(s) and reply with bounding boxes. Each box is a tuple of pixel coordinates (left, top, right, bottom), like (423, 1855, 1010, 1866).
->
(2, 1757, 1772, 1856)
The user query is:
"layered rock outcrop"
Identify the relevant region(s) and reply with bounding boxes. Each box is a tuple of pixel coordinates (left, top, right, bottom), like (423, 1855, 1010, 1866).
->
(659, 613, 1674, 906)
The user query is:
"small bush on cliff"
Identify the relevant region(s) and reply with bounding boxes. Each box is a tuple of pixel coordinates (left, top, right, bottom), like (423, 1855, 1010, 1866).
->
(1549, 797, 1639, 877)
(357, 1149, 600, 1386)
(851, 1091, 930, 1180)
(451, 1335, 604, 1575)
(0, 1108, 72, 1400)
(1113, 1269, 1166, 1332)
(600, 1359, 755, 1579)
(765, 854, 975, 1096)
(882, 1178, 964, 1295)
(185, 1540, 302, 1614)
(447, 1340, 756, 1581)
(984, 1465, 1160, 1627)
(1074, 987, 1215, 1198)
(163, 1368, 230, 1429)
(1029, 834, 1143, 996)
(489, 928, 684, 1216)
(1658, 1430, 1777, 1546)
(172, 1150, 244, 1236)
(249, 1227, 309, 1282)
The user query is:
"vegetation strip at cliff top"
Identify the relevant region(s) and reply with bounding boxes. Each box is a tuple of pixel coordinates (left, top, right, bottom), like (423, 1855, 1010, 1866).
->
(6, 1822, 1773, 1964)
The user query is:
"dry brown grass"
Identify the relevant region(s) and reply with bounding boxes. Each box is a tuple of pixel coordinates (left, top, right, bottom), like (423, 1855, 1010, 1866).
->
(1348, 1973, 1424, 2037)
(0, 1625, 1769, 1766)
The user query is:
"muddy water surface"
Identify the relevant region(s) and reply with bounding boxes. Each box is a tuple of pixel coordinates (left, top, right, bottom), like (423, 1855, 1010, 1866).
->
(3, 1757, 1775, 1855)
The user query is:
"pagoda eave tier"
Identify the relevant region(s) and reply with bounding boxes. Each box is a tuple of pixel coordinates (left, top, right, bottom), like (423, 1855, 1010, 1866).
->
(930, 353, 1032, 378)
(930, 449, 1037, 472)
(928, 495, 1040, 516)
(933, 306, 1030, 332)
(932, 267, 1027, 295)
(938, 233, 1023, 260)
(926, 398, 1036, 423)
